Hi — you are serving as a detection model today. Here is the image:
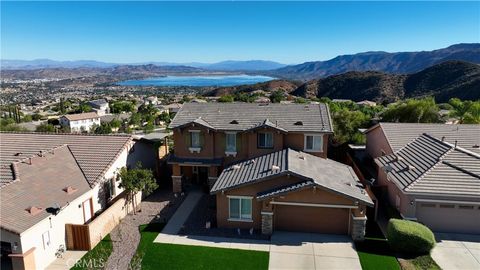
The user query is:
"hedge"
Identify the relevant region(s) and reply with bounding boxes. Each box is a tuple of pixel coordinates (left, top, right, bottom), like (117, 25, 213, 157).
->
(387, 219, 436, 254)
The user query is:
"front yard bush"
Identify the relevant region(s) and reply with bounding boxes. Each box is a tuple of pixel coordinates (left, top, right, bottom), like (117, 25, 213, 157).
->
(387, 219, 435, 254)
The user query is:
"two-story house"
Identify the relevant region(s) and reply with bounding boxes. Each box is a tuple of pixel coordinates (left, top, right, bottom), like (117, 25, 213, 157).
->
(88, 99, 110, 116)
(59, 112, 101, 132)
(169, 103, 373, 239)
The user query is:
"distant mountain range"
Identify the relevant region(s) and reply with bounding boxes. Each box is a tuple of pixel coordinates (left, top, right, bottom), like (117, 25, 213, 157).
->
(268, 43, 480, 80)
(209, 61, 480, 103)
(0, 59, 286, 71)
(291, 60, 480, 103)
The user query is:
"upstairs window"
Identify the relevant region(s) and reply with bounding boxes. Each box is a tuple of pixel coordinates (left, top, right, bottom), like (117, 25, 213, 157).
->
(257, 132, 273, 149)
(304, 135, 323, 152)
(190, 131, 201, 148)
(225, 132, 237, 152)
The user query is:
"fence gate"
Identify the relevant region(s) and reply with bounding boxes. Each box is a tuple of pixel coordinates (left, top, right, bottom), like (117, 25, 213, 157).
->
(65, 224, 91, 250)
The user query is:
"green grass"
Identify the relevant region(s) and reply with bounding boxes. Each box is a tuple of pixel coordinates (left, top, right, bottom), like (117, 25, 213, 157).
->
(356, 238, 401, 270)
(133, 223, 270, 270)
(70, 234, 112, 270)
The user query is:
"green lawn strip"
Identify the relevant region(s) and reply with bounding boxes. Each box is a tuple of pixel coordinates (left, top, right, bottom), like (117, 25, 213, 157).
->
(70, 234, 112, 270)
(133, 223, 269, 270)
(142, 243, 269, 270)
(355, 238, 401, 270)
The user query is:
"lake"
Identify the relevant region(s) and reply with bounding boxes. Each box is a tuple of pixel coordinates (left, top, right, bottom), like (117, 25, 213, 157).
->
(117, 74, 275, 87)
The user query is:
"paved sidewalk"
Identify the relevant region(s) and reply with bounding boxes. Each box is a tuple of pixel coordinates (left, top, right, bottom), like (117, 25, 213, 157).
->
(432, 233, 480, 270)
(154, 234, 270, 251)
(161, 189, 203, 235)
(45, 251, 87, 270)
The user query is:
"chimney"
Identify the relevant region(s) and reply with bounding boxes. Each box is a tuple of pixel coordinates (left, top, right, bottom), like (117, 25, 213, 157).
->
(441, 136, 446, 142)
(454, 140, 458, 148)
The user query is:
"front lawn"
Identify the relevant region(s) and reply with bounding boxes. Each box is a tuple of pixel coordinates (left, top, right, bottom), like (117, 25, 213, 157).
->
(133, 223, 269, 270)
(356, 238, 401, 270)
(399, 255, 441, 270)
(70, 234, 112, 270)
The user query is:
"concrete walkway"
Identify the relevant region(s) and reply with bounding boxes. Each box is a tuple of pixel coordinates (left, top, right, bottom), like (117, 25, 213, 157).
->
(45, 251, 87, 270)
(160, 189, 203, 235)
(154, 234, 270, 251)
(432, 233, 480, 270)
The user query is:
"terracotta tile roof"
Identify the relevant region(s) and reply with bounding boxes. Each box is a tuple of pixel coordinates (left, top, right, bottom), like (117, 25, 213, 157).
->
(0, 132, 132, 187)
(0, 145, 91, 234)
(62, 112, 100, 121)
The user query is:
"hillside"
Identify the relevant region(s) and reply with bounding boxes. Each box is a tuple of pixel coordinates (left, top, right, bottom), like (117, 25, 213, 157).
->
(269, 43, 480, 80)
(291, 60, 480, 103)
(206, 79, 300, 96)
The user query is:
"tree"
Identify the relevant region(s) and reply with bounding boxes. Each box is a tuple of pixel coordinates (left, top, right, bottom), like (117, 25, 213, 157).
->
(94, 123, 112, 134)
(382, 97, 441, 123)
(110, 118, 122, 129)
(129, 113, 142, 127)
(332, 108, 369, 144)
(143, 122, 154, 134)
(449, 98, 480, 124)
(117, 164, 158, 214)
(32, 113, 42, 121)
(36, 123, 56, 132)
(269, 90, 285, 103)
(218, 94, 234, 103)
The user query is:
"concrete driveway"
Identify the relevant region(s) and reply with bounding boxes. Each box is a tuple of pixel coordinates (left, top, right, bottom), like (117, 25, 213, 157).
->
(431, 233, 480, 270)
(269, 232, 361, 270)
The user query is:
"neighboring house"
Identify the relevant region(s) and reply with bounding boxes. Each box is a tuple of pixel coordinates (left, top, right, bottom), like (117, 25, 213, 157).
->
(169, 102, 373, 239)
(365, 123, 480, 234)
(59, 112, 100, 132)
(88, 99, 110, 116)
(211, 148, 373, 239)
(144, 96, 158, 106)
(0, 133, 140, 270)
(356, 100, 376, 107)
(164, 103, 183, 114)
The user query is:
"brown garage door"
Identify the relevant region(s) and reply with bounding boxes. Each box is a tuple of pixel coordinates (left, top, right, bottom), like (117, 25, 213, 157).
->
(274, 205, 349, 234)
(416, 204, 480, 234)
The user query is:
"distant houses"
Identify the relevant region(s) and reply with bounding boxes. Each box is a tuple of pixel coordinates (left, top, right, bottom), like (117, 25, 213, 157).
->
(59, 112, 100, 132)
(87, 99, 110, 116)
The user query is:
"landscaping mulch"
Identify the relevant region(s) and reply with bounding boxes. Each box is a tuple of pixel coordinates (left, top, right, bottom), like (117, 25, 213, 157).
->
(104, 189, 184, 270)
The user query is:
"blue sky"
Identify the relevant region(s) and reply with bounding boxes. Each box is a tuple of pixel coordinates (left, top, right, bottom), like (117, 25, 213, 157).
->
(1, 1, 479, 64)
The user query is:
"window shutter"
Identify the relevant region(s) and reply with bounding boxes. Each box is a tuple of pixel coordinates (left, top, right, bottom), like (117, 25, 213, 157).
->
(199, 132, 205, 147)
(236, 133, 242, 151)
(185, 132, 191, 147)
(220, 133, 226, 150)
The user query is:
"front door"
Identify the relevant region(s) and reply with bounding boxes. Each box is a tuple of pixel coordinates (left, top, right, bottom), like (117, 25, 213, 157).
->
(198, 167, 208, 185)
(82, 198, 93, 223)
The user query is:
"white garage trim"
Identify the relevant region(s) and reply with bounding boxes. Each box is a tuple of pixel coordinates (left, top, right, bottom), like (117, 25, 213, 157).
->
(415, 198, 480, 206)
(270, 201, 358, 209)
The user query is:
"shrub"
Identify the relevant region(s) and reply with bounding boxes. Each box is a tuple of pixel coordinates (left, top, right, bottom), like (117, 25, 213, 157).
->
(387, 219, 435, 254)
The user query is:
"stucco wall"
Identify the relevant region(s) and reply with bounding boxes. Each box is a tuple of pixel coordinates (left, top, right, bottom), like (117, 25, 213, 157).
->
(366, 126, 392, 159)
(216, 175, 366, 231)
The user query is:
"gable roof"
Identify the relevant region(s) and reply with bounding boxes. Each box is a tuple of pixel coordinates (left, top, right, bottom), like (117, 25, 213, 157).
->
(0, 132, 132, 187)
(88, 99, 108, 107)
(376, 133, 480, 198)
(0, 145, 91, 234)
(211, 148, 373, 205)
(366, 123, 480, 154)
(62, 112, 100, 121)
(169, 102, 333, 133)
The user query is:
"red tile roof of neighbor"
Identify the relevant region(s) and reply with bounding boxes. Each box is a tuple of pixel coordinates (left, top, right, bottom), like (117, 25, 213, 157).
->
(0, 132, 133, 234)
(62, 112, 100, 121)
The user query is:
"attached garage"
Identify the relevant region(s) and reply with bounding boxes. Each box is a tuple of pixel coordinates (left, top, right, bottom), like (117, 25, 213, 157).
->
(416, 203, 480, 234)
(274, 205, 350, 234)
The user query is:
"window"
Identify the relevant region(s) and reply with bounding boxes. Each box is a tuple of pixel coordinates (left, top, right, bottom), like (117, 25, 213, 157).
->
(225, 133, 236, 152)
(304, 135, 323, 152)
(257, 132, 273, 149)
(229, 197, 252, 221)
(190, 131, 200, 148)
